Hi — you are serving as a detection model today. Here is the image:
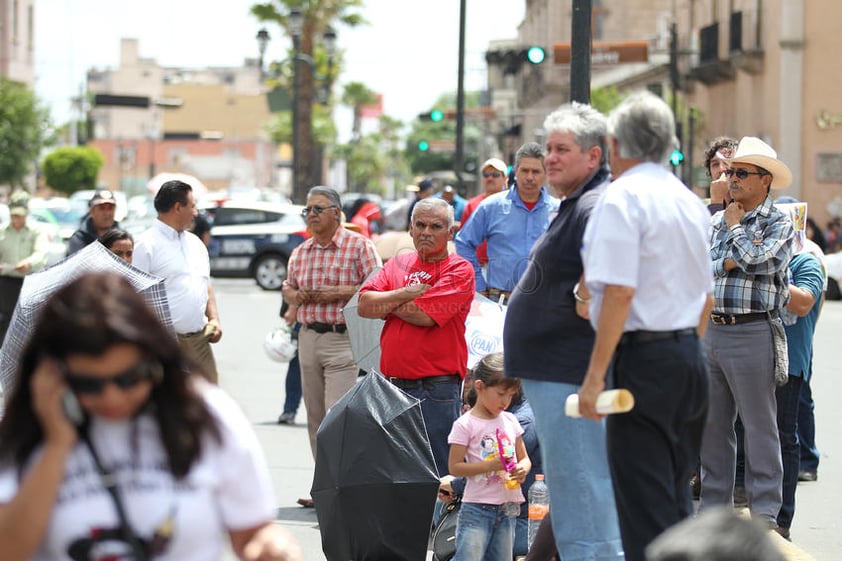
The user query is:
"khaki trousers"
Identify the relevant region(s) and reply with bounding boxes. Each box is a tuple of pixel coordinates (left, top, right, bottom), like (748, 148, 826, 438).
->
(177, 330, 219, 384)
(297, 327, 358, 459)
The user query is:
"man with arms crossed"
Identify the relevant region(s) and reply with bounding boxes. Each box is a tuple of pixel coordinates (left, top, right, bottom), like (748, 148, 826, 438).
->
(358, 198, 474, 476)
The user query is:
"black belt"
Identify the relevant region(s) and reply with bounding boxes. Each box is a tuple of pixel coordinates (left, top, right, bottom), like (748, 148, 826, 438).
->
(710, 310, 777, 326)
(619, 328, 697, 346)
(389, 374, 461, 390)
(305, 322, 347, 334)
(487, 288, 511, 304)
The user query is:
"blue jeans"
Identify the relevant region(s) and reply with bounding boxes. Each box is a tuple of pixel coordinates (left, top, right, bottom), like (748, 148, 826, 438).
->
(798, 375, 820, 472)
(776, 375, 804, 529)
(521, 379, 624, 561)
(283, 324, 302, 415)
(452, 502, 515, 561)
(398, 379, 461, 477)
(283, 352, 302, 415)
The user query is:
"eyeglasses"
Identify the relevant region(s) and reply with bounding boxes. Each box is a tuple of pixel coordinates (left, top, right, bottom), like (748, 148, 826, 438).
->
(301, 205, 338, 217)
(482, 171, 503, 179)
(64, 360, 160, 395)
(438, 489, 452, 498)
(724, 169, 766, 180)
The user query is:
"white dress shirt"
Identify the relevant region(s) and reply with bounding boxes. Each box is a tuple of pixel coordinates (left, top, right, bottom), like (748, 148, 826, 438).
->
(134, 219, 210, 334)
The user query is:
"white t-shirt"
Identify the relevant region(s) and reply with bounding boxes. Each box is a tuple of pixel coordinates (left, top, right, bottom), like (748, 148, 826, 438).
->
(447, 410, 525, 505)
(0, 382, 276, 561)
(582, 162, 714, 331)
(133, 220, 210, 334)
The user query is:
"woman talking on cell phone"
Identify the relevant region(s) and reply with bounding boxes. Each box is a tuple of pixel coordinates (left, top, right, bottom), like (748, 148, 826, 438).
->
(0, 272, 301, 561)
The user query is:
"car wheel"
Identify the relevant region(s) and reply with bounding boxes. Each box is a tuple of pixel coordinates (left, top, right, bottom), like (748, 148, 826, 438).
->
(253, 254, 288, 291)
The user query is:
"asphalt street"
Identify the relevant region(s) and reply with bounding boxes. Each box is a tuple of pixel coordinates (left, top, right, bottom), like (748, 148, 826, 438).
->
(211, 279, 839, 560)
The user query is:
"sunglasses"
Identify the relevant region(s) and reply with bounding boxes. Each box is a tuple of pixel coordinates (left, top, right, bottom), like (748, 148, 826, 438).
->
(482, 171, 503, 178)
(438, 488, 453, 498)
(64, 361, 161, 395)
(724, 168, 766, 180)
(301, 205, 338, 217)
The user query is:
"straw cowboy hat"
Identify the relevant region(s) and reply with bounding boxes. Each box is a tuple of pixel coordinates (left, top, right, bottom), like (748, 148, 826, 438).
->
(727, 136, 792, 190)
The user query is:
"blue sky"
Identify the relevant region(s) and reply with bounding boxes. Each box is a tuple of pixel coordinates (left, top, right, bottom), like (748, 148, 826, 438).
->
(34, 0, 525, 140)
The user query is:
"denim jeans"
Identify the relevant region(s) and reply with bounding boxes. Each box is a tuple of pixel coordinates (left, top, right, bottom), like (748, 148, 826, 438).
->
(776, 375, 804, 529)
(798, 376, 820, 472)
(521, 379, 624, 561)
(452, 502, 515, 561)
(283, 352, 302, 415)
(398, 379, 461, 477)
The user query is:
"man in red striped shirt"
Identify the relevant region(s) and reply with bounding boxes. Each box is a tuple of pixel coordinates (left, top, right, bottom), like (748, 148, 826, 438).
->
(283, 186, 381, 507)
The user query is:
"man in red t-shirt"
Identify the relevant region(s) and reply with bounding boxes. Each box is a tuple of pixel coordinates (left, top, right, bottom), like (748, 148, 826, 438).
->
(460, 158, 508, 265)
(359, 197, 475, 476)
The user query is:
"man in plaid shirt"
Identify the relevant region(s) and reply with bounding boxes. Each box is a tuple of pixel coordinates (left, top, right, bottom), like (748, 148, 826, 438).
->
(699, 137, 794, 533)
(282, 186, 381, 508)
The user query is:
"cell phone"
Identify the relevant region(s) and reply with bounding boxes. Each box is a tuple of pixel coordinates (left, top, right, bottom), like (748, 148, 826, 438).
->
(61, 391, 85, 426)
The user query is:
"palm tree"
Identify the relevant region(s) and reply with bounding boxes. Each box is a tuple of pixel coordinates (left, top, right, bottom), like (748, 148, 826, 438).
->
(251, 0, 365, 203)
(341, 81, 379, 143)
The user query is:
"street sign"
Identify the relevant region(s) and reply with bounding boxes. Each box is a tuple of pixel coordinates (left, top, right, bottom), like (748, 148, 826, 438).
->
(427, 140, 456, 153)
(553, 41, 649, 65)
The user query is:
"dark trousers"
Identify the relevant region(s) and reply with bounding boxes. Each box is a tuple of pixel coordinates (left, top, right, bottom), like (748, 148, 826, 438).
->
(606, 334, 708, 561)
(776, 375, 804, 529)
(798, 375, 820, 472)
(0, 276, 24, 348)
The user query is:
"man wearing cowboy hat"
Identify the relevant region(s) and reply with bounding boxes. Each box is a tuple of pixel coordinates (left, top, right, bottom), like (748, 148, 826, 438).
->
(700, 136, 795, 533)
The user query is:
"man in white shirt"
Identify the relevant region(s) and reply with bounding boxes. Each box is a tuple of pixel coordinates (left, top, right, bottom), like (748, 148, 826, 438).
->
(576, 92, 714, 561)
(134, 180, 222, 382)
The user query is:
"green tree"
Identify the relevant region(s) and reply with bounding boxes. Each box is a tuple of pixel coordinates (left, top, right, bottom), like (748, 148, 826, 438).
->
(251, 0, 365, 203)
(341, 81, 378, 142)
(0, 78, 54, 189)
(42, 146, 105, 195)
(590, 85, 624, 115)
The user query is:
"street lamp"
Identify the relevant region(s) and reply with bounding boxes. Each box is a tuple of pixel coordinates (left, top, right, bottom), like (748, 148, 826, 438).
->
(288, 8, 337, 202)
(256, 28, 270, 80)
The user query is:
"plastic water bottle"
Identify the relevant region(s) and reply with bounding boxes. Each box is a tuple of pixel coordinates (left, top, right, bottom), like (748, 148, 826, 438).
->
(527, 474, 550, 550)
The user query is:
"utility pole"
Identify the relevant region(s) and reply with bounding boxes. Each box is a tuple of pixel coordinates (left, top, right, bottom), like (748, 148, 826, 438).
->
(454, 0, 467, 195)
(669, 21, 682, 178)
(570, 0, 593, 103)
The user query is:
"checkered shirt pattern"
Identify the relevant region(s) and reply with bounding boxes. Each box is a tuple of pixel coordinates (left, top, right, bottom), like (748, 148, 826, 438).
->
(710, 196, 794, 314)
(286, 227, 381, 325)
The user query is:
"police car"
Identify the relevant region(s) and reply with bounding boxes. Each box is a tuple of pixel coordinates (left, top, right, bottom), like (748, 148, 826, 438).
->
(205, 201, 308, 290)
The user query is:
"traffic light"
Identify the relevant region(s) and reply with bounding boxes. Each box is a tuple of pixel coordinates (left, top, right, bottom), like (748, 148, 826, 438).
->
(418, 140, 430, 152)
(669, 149, 685, 167)
(418, 109, 445, 122)
(525, 46, 545, 64)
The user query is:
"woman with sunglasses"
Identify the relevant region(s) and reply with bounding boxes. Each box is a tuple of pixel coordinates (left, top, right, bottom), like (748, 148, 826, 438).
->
(0, 272, 301, 561)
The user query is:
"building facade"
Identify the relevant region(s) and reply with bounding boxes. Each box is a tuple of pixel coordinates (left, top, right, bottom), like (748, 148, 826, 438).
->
(87, 39, 280, 195)
(0, 0, 34, 85)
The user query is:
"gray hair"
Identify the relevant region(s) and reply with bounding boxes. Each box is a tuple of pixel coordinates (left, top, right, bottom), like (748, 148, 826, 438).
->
(514, 141, 546, 171)
(646, 507, 786, 561)
(543, 102, 608, 164)
(608, 91, 676, 164)
(411, 197, 454, 229)
(307, 185, 342, 209)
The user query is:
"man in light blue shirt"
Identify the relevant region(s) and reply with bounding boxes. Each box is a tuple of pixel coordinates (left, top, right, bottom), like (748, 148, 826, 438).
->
(455, 142, 557, 302)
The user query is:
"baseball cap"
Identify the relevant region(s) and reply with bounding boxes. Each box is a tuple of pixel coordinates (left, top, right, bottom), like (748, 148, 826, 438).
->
(89, 189, 117, 207)
(481, 158, 508, 174)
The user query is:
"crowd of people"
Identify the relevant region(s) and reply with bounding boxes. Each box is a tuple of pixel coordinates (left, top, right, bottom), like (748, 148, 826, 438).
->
(0, 88, 826, 561)
(279, 91, 822, 561)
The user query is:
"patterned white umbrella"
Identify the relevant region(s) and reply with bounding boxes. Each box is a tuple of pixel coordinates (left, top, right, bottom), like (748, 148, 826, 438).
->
(0, 242, 173, 397)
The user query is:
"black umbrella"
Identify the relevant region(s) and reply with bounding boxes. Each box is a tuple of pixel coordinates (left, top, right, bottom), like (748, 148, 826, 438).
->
(312, 371, 440, 561)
